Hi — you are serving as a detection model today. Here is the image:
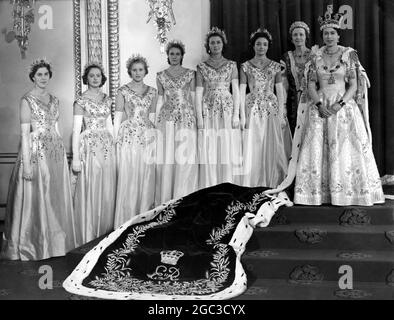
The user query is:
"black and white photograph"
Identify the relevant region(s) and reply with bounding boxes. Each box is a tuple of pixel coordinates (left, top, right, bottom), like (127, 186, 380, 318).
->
(0, 0, 393, 303)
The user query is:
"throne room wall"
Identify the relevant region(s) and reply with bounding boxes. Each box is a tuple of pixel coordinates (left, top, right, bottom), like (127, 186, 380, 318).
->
(0, 0, 210, 220)
(0, 0, 74, 220)
(118, 0, 210, 87)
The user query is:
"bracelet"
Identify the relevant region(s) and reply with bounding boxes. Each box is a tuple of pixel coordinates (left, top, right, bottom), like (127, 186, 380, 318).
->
(338, 100, 346, 107)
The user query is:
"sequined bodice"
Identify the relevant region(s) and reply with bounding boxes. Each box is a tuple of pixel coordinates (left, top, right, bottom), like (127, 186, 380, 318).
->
(158, 69, 194, 104)
(242, 61, 281, 95)
(24, 94, 59, 132)
(119, 85, 156, 123)
(198, 61, 235, 92)
(76, 95, 112, 130)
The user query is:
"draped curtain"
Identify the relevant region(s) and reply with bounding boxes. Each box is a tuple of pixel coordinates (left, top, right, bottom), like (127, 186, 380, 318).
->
(210, 0, 394, 175)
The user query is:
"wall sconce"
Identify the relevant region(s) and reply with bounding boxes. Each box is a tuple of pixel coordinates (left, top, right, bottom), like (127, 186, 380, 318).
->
(146, 0, 176, 53)
(8, 0, 36, 59)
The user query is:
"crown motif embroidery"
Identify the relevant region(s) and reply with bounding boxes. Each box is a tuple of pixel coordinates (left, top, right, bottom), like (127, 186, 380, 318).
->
(318, 5, 344, 30)
(250, 28, 272, 42)
(206, 26, 228, 44)
(29, 57, 52, 73)
(289, 21, 310, 35)
(165, 39, 186, 54)
(126, 54, 149, 70)
(160, 250, 184, 266)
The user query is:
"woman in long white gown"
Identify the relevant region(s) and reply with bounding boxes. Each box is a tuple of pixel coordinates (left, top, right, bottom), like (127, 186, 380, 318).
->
(196, 27, 243, 188)
(71, 63, 116, 245)
(113, 55, 157, 228)
(155, 40, 198, 205)
(266, 6, 385, 206)
(240, 28, 292, 188)
(1, 59, 77, 260)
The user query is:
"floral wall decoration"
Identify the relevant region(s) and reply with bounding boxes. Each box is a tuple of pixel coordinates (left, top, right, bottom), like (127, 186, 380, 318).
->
(7, 0, 36, 59)
(146, 0, 176, 53)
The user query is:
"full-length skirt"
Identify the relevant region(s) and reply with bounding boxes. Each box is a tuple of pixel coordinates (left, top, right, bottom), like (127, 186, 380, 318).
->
(1, 133, 77, 260)
(155, 121, 199, 205)
(294, 89, 385, 206)
(72, 130, 116, 245)
(242, 94, 292, 188)
(114, 122, 156, 228)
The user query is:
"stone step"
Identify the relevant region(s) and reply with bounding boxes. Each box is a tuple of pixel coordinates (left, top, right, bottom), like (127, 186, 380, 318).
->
(247, 224, 394, 251)
(271, 201, 394, 225)
(234, 279, 394, 300)
(242, 248, 394, 283)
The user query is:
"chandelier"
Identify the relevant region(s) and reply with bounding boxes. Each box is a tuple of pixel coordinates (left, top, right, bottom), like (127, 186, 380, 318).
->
(8, 0, 36, 59)
(146, 0, 176, 53)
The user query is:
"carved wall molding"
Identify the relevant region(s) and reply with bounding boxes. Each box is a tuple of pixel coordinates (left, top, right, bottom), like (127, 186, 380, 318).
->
(87, 0, 103, 63)
(107, 0, 120, 114)
(73, 0, 82, 98)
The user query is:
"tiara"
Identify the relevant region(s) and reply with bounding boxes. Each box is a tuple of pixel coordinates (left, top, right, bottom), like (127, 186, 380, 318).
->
(289, 21, 310, 35)
(29, 57, 52, 73)
(250, 28, 272, 42)
(205, 26, 228, 44)
(83, 61, 105, 75)
(126, 54, 149, 70)
(165, 39, 186, 54)
(318, 5, 344, 30)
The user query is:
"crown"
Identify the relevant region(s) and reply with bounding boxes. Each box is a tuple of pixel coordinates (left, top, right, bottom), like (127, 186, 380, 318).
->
(205, 26, 228, 44)
(289, 21, 310, 35)
(250, 28, 272, 42)
(318, 5, 344, 30)
(29, 57, 52, 73)
(165, 39, 186, 54)
(160, 250, 184, 266)
(126, 54, 149, 70)
(83, 61, 105, 75)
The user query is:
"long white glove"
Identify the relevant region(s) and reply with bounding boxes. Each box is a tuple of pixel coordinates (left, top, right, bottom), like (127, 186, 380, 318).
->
(21, 123, 32, 181)
(239, 83, 247, 130)
(231, 79, 240, 128)
(106, 115, 114, 138)
(113, 111, 123, 141)
(195, 87, 204, 129)
(71, 115, 83, 172)
(275, 82, 287, 127)
(155, 95, 164, 126)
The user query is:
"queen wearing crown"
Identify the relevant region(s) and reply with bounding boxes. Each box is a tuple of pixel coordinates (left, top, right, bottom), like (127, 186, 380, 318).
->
(267, 6, 385, 206)
(1, 59, 77, 260)
(113, 55, 158, 228)
(196, 27, 243, 188)
(155, 40, 199, 205)
(71, 62, 116, 245)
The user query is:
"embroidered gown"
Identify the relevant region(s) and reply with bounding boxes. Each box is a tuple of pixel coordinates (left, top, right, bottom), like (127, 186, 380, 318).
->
(72, 95, 116, 245)
(1, 94, 77, 260)
(294, 47, 385, 206)
(241, 61, 292, 188)
(281, 50, 311, 134)
(197, 60, 242, 188)
(114, 85, 157, 228)
(155, 69, 199, 205)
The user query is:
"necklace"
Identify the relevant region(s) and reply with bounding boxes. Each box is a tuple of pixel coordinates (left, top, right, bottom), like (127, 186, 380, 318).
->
(324, 47, 341, 57)
(293, 49, 310, 59)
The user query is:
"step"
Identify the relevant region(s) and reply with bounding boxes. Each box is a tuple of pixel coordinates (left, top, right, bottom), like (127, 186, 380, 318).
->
(247, 224, 394, 251)
(234, 279, 394, 300)
(271, 201, 394, 225)
(242, 248, 394, 283)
